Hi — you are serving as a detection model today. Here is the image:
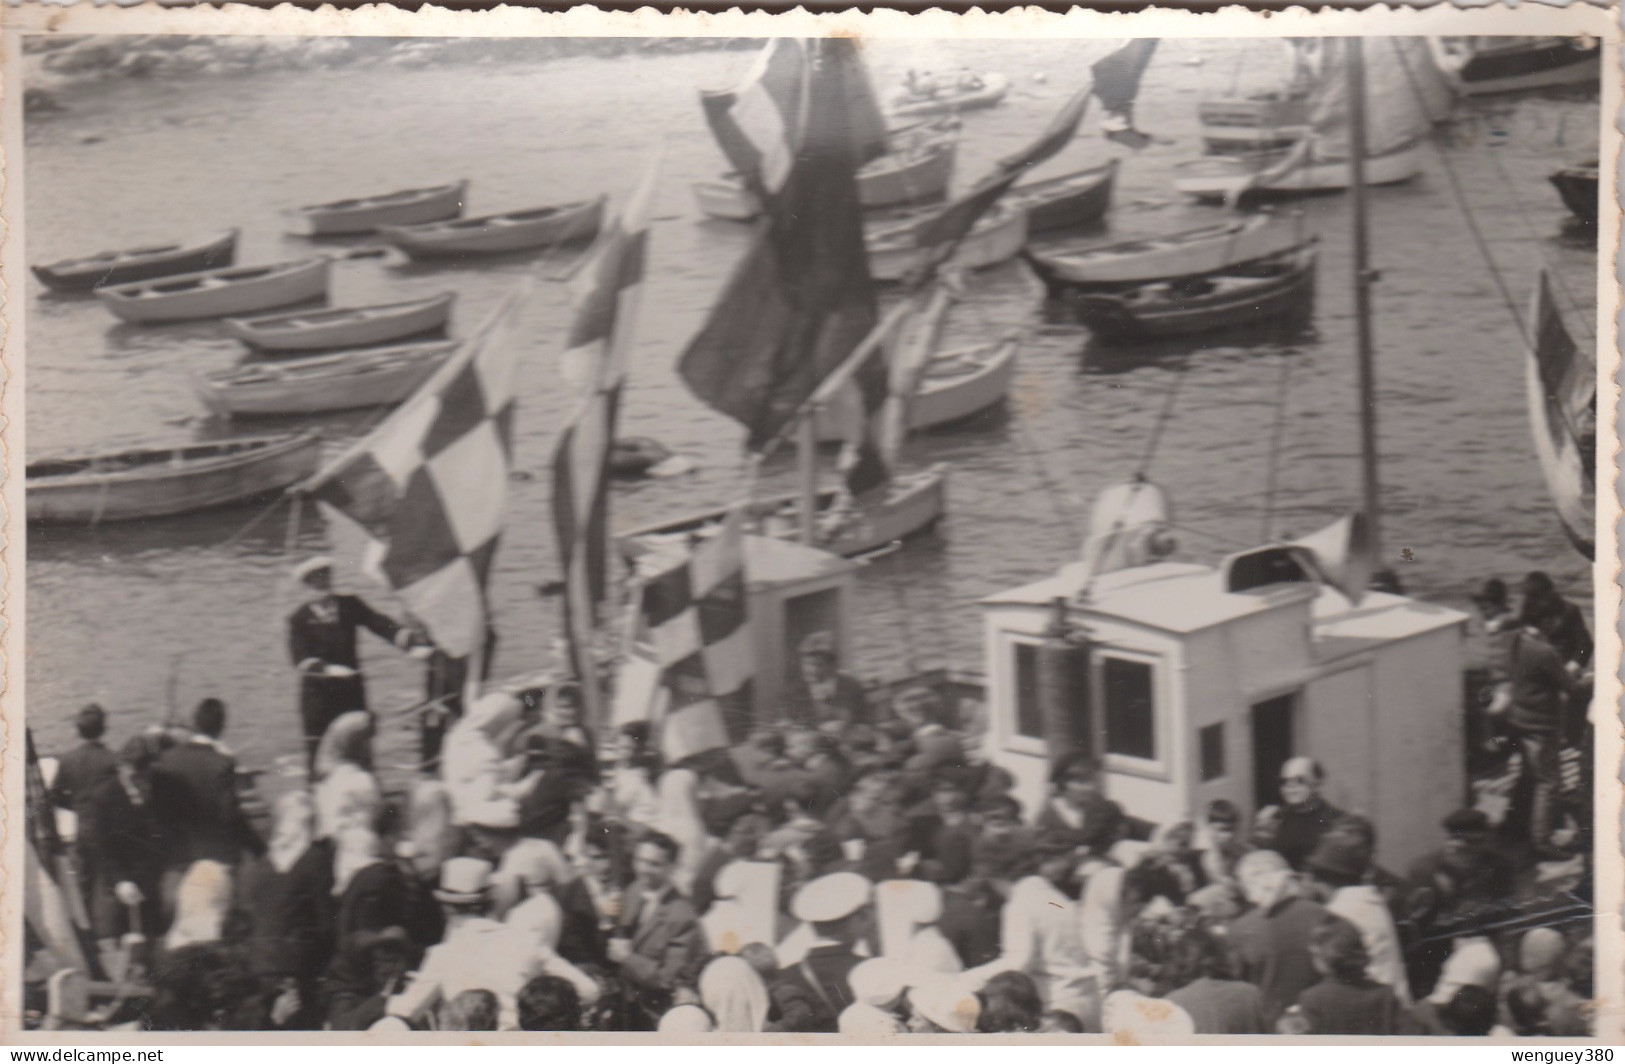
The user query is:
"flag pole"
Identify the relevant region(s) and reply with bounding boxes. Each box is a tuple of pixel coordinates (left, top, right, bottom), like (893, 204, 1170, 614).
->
(797, 416, 819, 545)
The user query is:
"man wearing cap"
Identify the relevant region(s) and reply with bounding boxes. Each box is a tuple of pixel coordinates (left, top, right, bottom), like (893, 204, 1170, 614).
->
(1404, 809, 1515, 914)
(1253, 756, 1344, 872)
(782, 631, 871, 730)
(770, 871, 874, 1032)
(287, 557, 427, 768)
(1519, 572, 1591, 670)
(607, 833, 705, 1024)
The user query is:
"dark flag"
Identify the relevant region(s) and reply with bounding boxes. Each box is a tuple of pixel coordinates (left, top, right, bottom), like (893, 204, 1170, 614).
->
(1093, 39, 1160, 148)
(679, 38, 889, 454)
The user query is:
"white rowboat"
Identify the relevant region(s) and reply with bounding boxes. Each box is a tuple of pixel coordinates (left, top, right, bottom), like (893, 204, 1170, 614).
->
(224, 292, 455, 353)
(378, 198, 606, 258)
(866, 204, 1028, 283)
(1023, 212, 1306, 288)
(816, 339, 1018, 441)
(192, 341, 460, 418)
(286, 181, 467, 237)
(1173, 140, 1424, 200)
(95, 258, 332, 324)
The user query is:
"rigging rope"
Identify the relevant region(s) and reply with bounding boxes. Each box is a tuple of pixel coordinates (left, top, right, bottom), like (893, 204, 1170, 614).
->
(1260, 347, 1297, 543)
(1135, 359, 1186, 478)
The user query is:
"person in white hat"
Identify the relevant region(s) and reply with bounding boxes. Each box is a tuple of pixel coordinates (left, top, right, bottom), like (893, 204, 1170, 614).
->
(769, 871, 873, 1032)
(286, 556, 429, 769)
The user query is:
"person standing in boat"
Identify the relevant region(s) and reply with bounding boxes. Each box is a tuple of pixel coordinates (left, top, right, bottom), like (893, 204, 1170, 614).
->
(286, 557, 429, 769)
(781, 632, 871, 731)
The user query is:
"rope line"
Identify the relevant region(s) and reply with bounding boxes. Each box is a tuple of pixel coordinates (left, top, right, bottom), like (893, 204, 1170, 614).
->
(1260, 347, 1296, 543)
(1135, 363, 1186, 478)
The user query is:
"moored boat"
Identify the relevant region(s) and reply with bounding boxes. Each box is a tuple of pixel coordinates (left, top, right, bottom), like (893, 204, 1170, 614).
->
(191, 340, 459, 418)
(866, 203, 1028, 282)
(1005, 160, 1118, 234)
(1524, 269, 1595, 557)
(1428, 36, 1602, 96)
(1023, 212, 1304, 289)
(1059, 243, 1318, 342)
(1550, 163, 1598, 226)
(285, 180, 467, 237)
(30, 229, 239, 292)
(1173, 139, 1424, 200)
(694, 140, 956, 222)
(27, 433, 322, 523)
(888, 72, 1010, 118)
(1198, 95, 1311, 154)
(224, 291, 455, 353)
(378, 198, 606, 259)
(816, 338, 1018, 441)
(94, 258, 333, 324)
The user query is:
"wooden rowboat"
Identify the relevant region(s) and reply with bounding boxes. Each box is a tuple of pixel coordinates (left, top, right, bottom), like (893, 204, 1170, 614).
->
(31, 230, 238, 292)
(1023, 212, 1306, 289)
(378, 198, 606, 259)
(817, 338, 1018, 441)
(618, 464, 948, 559)
(1060, 243, 1318, 343)
(866, 204, 1028, 283)
(1005, 161, 1118, 234)
(1429, 36, 1602, 96)
(1173, 140, 1424, 201)
(1549, 164, 1598, 226)
(888, 73, 1010, 118)
(224, 292, 455, 353)
(694, 141, 956, 222)
(27, 433, 322, 524)
(191, 340, 459, 418)
(95, 258, 332, 324)
(286, 180, 467, 237)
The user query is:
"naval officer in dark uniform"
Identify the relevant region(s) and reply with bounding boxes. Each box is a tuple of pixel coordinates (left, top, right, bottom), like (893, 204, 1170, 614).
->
(286, 556, 427, 767)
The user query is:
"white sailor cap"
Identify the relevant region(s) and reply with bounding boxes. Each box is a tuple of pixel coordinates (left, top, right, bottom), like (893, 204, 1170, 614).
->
(293, 555, 334, 583)
(790, 871, 872, 924)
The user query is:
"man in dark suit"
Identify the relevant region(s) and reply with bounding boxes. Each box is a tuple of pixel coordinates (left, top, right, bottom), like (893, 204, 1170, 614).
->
(286, 557, 427, 767)
(770, 871, 874, 1032)
(48, 703, 119, 819)
(149, 699, 264, 878)
(781, 632, 870, 730)
(606, 832, 705, 1023)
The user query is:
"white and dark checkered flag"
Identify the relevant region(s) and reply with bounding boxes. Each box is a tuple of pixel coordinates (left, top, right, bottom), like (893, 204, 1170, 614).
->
(551, 156, 661, 721)
(298, 281, 534, 659)
(636, 508, 754, 763)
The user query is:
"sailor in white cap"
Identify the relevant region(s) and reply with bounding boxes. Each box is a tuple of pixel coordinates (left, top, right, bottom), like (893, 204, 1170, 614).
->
(770, 871, 875, 1032)
(286, 556, 427, 769)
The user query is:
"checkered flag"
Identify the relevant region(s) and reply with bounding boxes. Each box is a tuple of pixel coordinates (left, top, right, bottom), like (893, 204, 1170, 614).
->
(299, 282, 533, 659)
(636, 507, 755, 763)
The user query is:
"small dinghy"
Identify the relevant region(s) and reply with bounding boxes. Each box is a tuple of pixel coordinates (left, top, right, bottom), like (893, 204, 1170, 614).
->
(888, 72, 1010, 118)
(866, 203, 1028, 283)
(378, 198, 605, 259)
(817, 338, 1018, 440)
(286, 180, 468, 237)
(1005, 161, 1118, 234)
(694, 140, 957, 222)
(1023, 212, 1305, 289)
(224, 292, 455, 353)
(1060, 243, 1318, 342)
(31, 229, 239, 292)
(27, 433, 322, 524)
(192, 341, 459, 418)
(1549, 163, 1598, 226)
(95, 258, 332, 324)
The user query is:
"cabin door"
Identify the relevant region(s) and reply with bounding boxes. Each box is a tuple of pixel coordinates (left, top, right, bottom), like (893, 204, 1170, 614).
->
(1250, 693, 1296, 813)
(783, 588, 843, 676)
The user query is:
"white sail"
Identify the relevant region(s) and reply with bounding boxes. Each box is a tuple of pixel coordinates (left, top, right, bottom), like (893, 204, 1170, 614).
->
(1305, 37, 1436, 163)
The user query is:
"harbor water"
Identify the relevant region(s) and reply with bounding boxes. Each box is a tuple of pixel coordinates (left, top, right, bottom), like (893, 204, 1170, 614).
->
(23, 37, 1600, 778)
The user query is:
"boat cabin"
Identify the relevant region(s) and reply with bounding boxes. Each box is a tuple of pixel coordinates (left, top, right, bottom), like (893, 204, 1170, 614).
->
(978, 548, 1469, 869)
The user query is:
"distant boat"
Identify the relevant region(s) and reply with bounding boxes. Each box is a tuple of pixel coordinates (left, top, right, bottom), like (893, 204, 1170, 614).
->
(285, 180, 467, 237)
(693, 140, 957, 221)
(1429, 36, 1602, 96)
(27, 433, 322, 524)
(1549, 163, 1598, 226)
(816, 338, 1018, 441)
(1005, 161, 1118, 234)
(191, 341, 459, 418)
(31, 229, 239, 292)
(1023, 212, 1304, 289)
(889, 73, 1010, 118)
(1173, 139, 1424, 201)
(866, 203, 1028, 282)
(1198, 95, 1311, 154)
(225, 292, 455, 353)
(378, 198, 606, 259)
(1058, 243, 1318, 342)
(1524, 269, 1595, 557)
(95, 258, 332, 324)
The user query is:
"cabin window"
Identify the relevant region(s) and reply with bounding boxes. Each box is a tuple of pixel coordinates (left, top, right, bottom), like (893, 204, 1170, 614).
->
(1200, 722, 1226, 782)
(1101, 656, 1156, 761)
(1012, 641, 1043, 739)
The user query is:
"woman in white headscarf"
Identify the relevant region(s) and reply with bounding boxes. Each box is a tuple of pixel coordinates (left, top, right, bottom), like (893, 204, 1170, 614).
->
(875, 879, 962, 974)
(442, 692, 535, 829)
(165, 859, 233, 949)
(698, 955, 770, 1033)
(655, 766, 712, 893)
(314, 712, 381, 840)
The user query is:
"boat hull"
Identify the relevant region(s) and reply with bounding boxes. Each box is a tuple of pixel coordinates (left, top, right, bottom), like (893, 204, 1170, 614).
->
(96, 259, 333, 324)
(1064, 247, 1318, 342)
(868, 207, 1028, 283)
(888, 74, 1010, 118)
(816, 340, 1018, 441)
(287, 181, 467, 236)
(1008, 161, 1117, 234)
(694, 143, 954, 222)
(193, 341, 458, 417)
(225, 292, 455, 353)
(379, 198, 605, 258)
(1173, 142, 1424, 200)
(1550, 166, 1598, 225)
(27, 434, 322, 523)
(1024, 214, 1304, 288)
(1197, 96, 1310, 153)
(1436, 38, 1602, 96)
(31, 230, 239, 292)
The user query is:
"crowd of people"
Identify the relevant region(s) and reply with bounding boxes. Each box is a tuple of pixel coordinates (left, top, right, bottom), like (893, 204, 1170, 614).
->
(29, 562, 1593, 1037)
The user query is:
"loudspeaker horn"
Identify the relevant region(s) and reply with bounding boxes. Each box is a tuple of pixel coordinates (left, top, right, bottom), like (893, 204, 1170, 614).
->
(1287, 512, 1374, 605)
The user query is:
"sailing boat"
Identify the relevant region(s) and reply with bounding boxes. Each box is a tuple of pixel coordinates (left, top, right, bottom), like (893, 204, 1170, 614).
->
(1524, 270, 1596, 558)
(1196, 39, 1320, 155)
(1174, 37, 1439, 200)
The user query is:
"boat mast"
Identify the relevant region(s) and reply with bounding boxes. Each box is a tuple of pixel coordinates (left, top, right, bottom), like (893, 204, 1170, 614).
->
(798, 417, 818, 545)
(1346, 36, 1385, 569)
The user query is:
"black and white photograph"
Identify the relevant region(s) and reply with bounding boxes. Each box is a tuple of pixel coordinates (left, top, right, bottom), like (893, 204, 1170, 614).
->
(4, 5, 1619, 1044)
